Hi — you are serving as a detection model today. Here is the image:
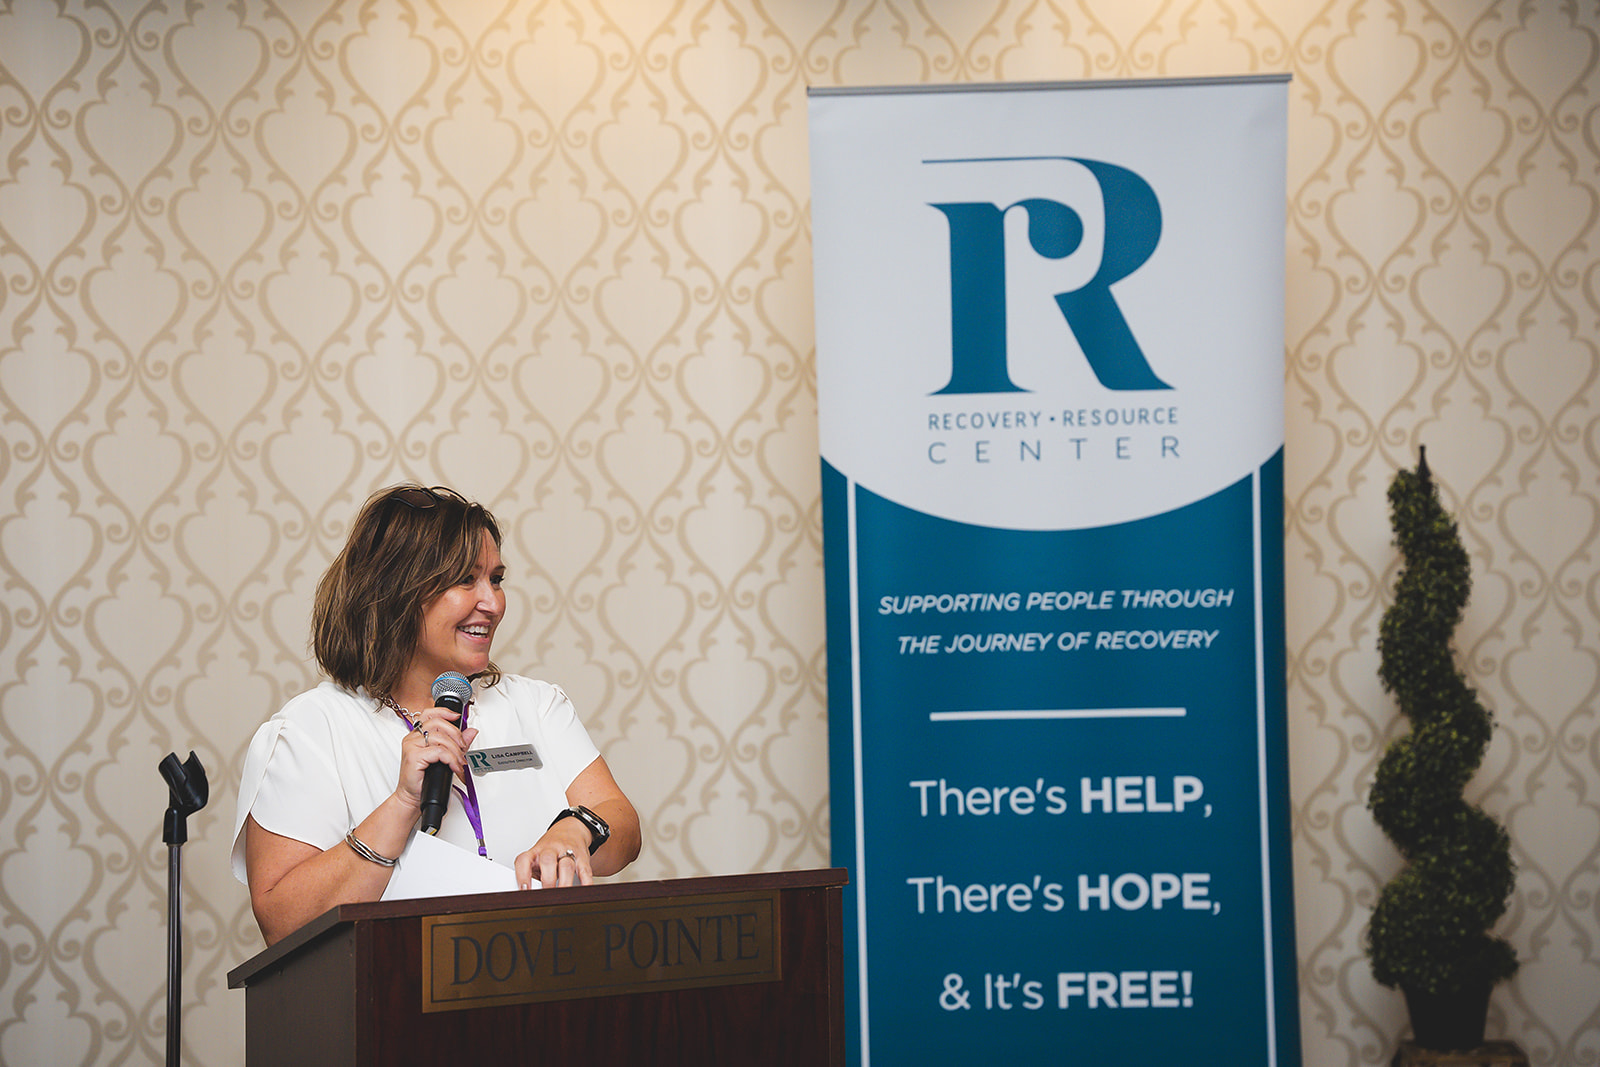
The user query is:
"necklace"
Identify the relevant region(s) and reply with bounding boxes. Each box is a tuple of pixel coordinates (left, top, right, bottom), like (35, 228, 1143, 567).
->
(378, 694, 416, 724)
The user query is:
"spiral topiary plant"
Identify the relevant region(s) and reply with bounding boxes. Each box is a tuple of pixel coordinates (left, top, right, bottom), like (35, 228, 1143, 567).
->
(1365, 448, 1517, 1044)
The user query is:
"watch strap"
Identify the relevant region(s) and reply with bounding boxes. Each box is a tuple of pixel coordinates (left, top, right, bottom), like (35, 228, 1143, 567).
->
(549, 804, 610, 854)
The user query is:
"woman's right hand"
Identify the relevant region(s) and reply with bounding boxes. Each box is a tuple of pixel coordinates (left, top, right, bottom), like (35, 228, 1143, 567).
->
(395, 705, 479, 808)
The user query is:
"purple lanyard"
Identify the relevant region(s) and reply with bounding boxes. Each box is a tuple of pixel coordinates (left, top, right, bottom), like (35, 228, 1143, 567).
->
(398, 706, 488, 859)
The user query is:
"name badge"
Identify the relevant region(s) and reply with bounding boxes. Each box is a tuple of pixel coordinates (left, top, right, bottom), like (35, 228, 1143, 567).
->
(467, 744, 542, 775)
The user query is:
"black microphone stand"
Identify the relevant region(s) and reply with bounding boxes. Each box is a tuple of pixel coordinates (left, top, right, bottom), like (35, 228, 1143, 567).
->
(159, 751, 208, 1067)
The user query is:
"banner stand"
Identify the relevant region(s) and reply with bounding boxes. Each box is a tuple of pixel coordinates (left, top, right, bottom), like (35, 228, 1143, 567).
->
(810, 75, 1297, 1066)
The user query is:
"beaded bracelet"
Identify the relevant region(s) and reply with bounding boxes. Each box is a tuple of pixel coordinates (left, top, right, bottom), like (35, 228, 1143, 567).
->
(344, 829, 398, 867)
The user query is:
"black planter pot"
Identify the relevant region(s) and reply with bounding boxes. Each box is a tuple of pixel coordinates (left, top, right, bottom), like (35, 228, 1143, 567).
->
(1403, 983, 1492, 1051)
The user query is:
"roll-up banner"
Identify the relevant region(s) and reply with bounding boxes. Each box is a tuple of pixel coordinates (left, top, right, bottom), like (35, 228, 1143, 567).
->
(810, 76, 1296, 1064)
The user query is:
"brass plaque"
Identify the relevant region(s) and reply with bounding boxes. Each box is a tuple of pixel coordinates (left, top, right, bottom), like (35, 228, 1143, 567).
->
(420, 890, 782, 1012)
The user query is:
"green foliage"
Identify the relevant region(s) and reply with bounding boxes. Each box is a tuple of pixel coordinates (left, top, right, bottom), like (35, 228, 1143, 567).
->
(1365, 450, 1519, 996)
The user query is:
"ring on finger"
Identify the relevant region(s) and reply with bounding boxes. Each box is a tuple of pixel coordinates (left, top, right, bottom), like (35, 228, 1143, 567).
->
(561, 849, 575, 861)
(420, 729, 429, 744)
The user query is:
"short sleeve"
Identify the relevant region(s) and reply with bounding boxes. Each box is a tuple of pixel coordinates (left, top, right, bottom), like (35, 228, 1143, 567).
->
(520, 679, 602, 791)
(229, 714, 351, 885)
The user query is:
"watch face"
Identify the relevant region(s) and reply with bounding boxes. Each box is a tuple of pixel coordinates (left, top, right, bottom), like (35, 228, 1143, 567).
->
(554, 805, 609, 853)
(578, 805, 610, 844)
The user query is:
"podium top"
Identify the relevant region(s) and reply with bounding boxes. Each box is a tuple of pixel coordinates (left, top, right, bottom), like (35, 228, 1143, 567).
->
(228, 866, 848, 990)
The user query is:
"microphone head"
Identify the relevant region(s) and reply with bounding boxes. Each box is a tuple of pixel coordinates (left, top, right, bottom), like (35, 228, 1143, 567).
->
(431, 671, 472, 708)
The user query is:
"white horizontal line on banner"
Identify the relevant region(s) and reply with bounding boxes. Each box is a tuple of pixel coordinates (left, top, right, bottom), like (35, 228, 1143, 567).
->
(929, 708, 1186, 721)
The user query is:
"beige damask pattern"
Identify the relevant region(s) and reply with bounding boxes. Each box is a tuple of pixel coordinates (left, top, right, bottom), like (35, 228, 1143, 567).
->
(0, 0, 1595, 1063)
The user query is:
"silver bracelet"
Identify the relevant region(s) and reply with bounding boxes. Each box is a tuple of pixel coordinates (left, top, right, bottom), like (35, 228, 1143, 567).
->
(344, 830, 398, 867)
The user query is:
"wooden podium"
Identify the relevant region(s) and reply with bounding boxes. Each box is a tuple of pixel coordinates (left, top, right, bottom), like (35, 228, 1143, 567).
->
(228, 867, 848, 1066)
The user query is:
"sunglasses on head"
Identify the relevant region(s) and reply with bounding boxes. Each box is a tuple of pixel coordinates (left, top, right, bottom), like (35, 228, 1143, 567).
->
(392, 486, 448, 509)
(370, 485, 461, 548)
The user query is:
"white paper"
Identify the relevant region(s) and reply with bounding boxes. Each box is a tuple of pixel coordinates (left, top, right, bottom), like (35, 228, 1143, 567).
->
(379, 829, 524, 901)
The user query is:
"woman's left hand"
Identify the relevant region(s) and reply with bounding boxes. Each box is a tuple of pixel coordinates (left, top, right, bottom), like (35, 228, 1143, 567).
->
(515, 823, 593, 889)
(514, 757, 640, 890)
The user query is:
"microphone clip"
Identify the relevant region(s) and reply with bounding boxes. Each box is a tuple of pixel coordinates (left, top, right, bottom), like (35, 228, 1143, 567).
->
(159, 751, 209, 845)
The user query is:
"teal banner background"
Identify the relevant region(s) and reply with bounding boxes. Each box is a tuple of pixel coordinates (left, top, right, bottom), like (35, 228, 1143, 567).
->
(825, 451, 1297, 1062)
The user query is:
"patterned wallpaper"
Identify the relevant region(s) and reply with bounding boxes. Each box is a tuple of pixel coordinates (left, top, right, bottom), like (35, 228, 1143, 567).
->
(0, 0, 1595, 1064)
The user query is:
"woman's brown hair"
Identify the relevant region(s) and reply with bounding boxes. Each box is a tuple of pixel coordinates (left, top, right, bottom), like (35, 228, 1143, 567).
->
(311, 485, 503, 701)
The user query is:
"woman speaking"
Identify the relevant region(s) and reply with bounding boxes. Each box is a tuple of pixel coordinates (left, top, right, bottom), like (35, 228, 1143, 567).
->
(231, 485, 640, 945)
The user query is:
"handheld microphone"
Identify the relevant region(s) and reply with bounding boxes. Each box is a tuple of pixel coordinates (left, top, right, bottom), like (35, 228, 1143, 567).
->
(418, 671, 473, 835)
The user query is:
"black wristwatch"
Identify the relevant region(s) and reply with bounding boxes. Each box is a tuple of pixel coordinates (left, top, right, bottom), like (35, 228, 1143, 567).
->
(549, 804, 610, 854)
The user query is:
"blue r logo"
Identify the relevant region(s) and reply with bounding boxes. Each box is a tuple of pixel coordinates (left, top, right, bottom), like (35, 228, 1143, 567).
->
(931, 159, 1170, 395)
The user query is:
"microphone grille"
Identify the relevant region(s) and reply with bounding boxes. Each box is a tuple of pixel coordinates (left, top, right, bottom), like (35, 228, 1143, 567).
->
(431, 671, 473, 705)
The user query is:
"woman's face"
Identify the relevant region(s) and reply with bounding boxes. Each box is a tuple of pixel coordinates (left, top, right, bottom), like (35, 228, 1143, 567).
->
(413, 529, 505, 686)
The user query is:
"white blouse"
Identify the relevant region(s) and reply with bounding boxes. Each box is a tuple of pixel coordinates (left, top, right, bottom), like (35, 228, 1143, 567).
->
(231, 675, 600, 883)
